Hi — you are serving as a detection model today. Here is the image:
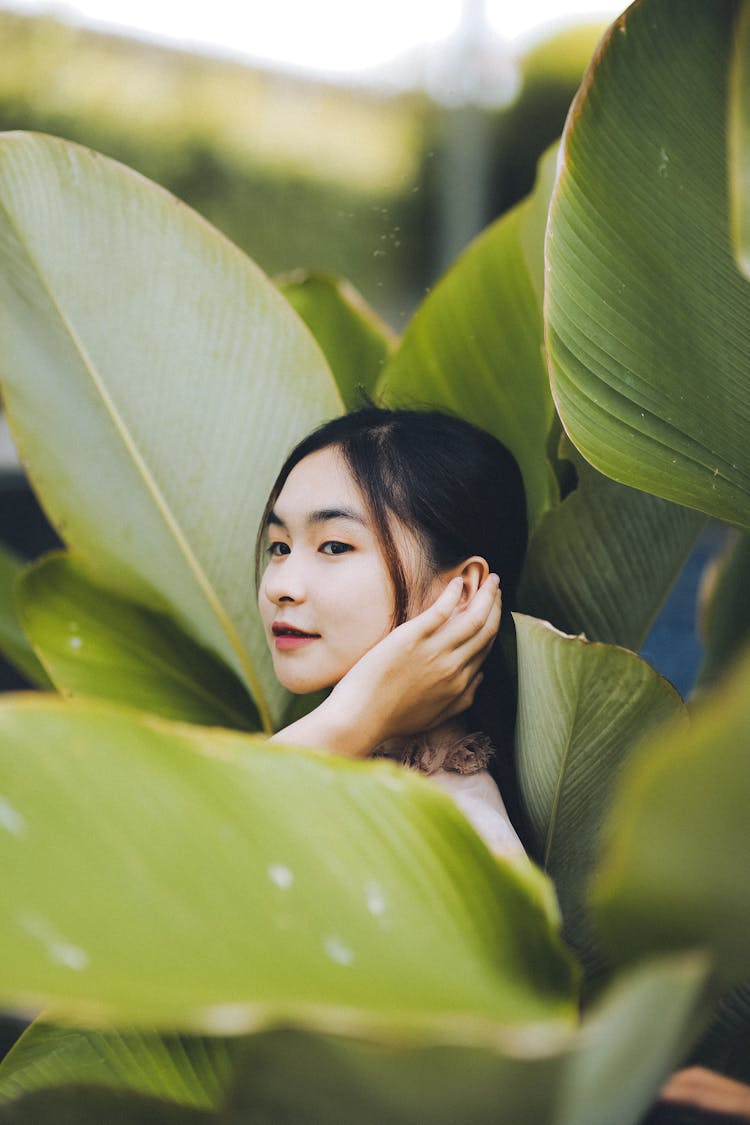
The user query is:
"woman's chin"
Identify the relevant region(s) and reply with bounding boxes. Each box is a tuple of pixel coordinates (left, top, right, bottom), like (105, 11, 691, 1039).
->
(281, 677, 330, 695)
(274, 664, 337, 696)
(271, 648, 356, 696)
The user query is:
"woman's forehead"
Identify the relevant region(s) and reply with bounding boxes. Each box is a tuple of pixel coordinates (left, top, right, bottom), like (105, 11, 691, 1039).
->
(275, 447, 368, 519)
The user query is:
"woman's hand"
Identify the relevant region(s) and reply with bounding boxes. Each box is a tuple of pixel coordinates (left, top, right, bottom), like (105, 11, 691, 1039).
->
(270, 573, 501, 757)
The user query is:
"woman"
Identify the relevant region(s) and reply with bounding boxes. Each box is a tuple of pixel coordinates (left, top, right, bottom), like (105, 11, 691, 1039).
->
(255, 405, 527, 858)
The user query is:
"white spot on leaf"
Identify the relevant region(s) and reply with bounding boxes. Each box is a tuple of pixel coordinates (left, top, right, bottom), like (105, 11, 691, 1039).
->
(50, 942, 89, 970)
(365, 880, 386, 917)
(68, 636, 82, 650)
(268, 864, 294, 889)
(20, 914, 89, 971)
(0, 797, 26, 837)
(324, 935, 354, 966)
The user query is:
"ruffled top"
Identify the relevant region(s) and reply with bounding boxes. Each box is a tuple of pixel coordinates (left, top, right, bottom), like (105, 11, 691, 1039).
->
(372, 730, 494, 775)
(373, 731, 525, 860)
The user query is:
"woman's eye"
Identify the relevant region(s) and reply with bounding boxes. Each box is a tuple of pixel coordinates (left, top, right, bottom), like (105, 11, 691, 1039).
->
(267, 541, 290, 558)
(320, 541, 352, 556)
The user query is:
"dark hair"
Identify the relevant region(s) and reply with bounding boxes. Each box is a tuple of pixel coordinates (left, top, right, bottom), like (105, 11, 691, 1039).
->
(256, 406, 527, 752)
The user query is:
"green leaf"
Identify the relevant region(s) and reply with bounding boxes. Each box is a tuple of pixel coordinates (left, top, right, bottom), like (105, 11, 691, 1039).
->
(377, 147, 559, 529)
(555, 953, 710, 1125)
(0, 955, 710, 1125)
(0, 543, 50, 688)
(17, 553, 259, 729)
(729, 1, 750, 278)
(0, 695, 576, 1031)
(0, 1085, 206, 1124)
(591, 643, 750, 985)
(547, 0, 750, 530)
(0, 1022, 237, 1109)
(0, 132, 344, 731)
(277, 269, 397, 409)
(519, 440, 706, 650)
(695, 530, 750, 693)
(0, 1023, 563, 1125)
(514, 613, 687, 969)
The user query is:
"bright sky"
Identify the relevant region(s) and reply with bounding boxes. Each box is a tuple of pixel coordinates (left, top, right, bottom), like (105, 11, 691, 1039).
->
(8, 0, 625, 74)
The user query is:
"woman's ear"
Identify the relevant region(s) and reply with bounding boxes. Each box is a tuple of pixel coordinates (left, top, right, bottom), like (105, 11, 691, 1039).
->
(447, 556, 490, 605)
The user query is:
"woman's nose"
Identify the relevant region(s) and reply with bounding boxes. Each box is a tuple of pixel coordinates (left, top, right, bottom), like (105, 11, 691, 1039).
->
(262, 556, 306, 605)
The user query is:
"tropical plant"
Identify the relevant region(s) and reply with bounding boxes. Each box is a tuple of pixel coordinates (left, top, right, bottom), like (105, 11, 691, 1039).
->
(0, 0, 749, 1121)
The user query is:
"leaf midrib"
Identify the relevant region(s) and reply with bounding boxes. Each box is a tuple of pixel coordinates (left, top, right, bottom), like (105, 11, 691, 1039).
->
(0, 184, 272, 731)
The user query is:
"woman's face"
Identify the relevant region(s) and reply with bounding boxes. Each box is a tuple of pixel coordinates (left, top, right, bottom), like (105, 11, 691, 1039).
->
(258, 446, 412, 694)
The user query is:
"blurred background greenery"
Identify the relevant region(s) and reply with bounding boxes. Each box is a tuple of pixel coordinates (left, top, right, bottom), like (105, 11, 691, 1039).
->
(0, 7, 605, 326)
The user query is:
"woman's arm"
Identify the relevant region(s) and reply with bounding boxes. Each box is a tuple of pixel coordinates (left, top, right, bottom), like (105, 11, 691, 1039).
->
(269, 573, 501, 757)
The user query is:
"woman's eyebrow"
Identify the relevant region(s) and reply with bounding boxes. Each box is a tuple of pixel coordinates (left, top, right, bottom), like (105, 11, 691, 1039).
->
(309, 508, 366, 526)
(266, 507, 367, 529)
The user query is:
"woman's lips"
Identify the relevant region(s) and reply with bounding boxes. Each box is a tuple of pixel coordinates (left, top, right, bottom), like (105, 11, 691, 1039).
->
(272, 623, 320, 651)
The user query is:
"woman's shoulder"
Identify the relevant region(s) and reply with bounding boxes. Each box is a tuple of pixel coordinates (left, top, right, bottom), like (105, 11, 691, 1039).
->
(374, 731, 525, 859)
(429, 766, 526, 859)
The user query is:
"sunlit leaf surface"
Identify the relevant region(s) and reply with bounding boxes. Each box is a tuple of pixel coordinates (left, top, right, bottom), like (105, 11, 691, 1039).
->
(0, 696, 576, 1031)
(18, 553, 259, 729)
(547, 0, 750, 529)
(514, 614, 686, 968)
(0, 132, 343, 730)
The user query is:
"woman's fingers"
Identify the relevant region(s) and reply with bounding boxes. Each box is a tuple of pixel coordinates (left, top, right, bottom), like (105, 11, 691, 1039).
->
(408, 572, 500, 642)
(439, 575, 501, 652)
(409, 575, 464, 634)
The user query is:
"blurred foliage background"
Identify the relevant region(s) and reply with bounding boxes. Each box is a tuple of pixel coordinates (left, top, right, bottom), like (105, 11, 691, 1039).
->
(0, 8, 604, 327)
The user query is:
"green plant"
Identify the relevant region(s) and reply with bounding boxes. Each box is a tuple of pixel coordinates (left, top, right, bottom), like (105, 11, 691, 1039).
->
(0, 0, 749, 1121)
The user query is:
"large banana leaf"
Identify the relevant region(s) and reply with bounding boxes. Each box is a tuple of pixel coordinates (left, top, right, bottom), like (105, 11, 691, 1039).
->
(376, 147, 559, 529)
(591, 644, 750, 985)
(0, 132, 344, 731)
(277, 269, 397, 408)
(514, 613, 687, 968)
(0, 954, 709, 1125)
(17, 553, 259, 729)
(0, 543, 50, 688)
(0, 695, 576, 1030)
(546, 0, 750, 530)
(518, 440, 705, 651)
